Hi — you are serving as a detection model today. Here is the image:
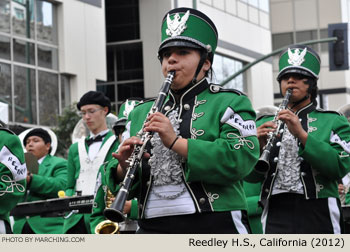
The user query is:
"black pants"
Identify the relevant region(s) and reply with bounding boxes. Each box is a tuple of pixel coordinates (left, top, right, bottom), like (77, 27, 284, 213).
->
(137, 211, 251, 234)
(264, 193, 343, 234)
(22, 222, 35, 234)
(66, 217, 89, 234)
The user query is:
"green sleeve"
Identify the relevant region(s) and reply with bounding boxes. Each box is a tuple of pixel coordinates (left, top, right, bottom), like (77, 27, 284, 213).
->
(0, 132, 27, 219)
(65, 144, 78, 196)
(243, 181, 263, 216)
(299, 115, 350, 180)
(29, 158, 67, 198)
(346, 191, 350, 205)
(186, 95, 260, 184)
(90, 166, 106, 234)
(128, 199, 138, 220)
(105, 158, 120, 194)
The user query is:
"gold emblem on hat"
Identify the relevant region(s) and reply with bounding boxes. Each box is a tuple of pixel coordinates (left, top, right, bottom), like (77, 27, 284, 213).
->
(166, 10, 190, 37)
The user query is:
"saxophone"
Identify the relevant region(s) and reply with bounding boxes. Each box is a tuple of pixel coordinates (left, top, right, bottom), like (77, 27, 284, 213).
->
(255, 88, 293, 173)
(104, 71, 176, 223)
(95, 189, 119, 234)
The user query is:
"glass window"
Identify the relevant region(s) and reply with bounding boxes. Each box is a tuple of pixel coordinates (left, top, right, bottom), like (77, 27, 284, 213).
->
(248, 0, 258, 8)
(13, 38, 35, 65)
(116, 42, 143, 81)
(106, 0, 140, 42)
(0, 63, 12, 122)
(107, 46, 115, 82)
(0, 34, 11, 60)
(12, 0, 35, 39)
(38, 70, 58, 126)
(296, 30, 318, 51)
(117, 81, 144, 101)
(0, 0, 11, 33)
(97, 83, 116, 111)
(60, 74, 71, 111)
(14, 65, 37, 124)
(259, 0, 269, 12)
(36, 0, 57, 44)
(37, 44, 58, 69)
(212, 54, 245, 92)
(272, 32, 293, 50)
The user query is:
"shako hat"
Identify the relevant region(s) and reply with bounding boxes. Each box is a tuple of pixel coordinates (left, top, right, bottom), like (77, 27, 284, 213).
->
(77, 90, 111, 114)
(113, 99, 141, 132)
(277, 44, 321, 81)
(158, 7, 218, 63)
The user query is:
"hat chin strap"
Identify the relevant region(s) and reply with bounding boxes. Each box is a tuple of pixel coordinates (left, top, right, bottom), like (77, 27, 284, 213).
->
(192, 51, 208, 84)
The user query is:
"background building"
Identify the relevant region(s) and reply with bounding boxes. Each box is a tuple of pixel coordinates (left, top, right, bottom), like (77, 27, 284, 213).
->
(99, 0, 273, 113)
(1, 0, 274, 129)
(270, 0, 350, 110)
(3, 0, 350, 130)
(0, 0, 106, 128)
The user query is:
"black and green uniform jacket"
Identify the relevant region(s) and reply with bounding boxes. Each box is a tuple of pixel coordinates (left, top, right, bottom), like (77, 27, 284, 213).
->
(106, 78, 260, 218)
(246, 103, 350, 206)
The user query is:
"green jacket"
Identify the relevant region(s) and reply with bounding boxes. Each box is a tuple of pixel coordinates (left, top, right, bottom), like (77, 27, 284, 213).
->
(0, 129, 26, 229)
(243, 181, 263, 234)
(63, 130, 119, 234)
(107, 79, 260, 218)
(246, 103, 350, 205)
(13, 154, 67, 234)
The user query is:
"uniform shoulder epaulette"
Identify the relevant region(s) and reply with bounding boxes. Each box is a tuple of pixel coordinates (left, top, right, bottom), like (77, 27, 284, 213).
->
(134, 97, 156, 108)
(315, 108, 341, 115)
(209, 84, 246, 96)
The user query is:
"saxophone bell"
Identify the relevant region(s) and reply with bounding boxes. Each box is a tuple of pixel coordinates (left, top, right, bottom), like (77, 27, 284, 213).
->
(95, 189, 120, 234)
(95, 220, 119, 234)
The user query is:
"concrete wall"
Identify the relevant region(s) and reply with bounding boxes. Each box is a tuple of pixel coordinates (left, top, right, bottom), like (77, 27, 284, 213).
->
(139, 0, 172, 98)
(140, 0, 274, 110)
(199, 3, 273, 109)
(57, 0, 106, 103)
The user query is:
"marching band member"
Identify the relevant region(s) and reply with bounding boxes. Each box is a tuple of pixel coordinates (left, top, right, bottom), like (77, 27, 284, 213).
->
(13, 128, 67, 234)
(63, 91, 119, 234)
(91, 99, 139, 234)
(106, 7, 259, 234)
(0, 122, 26, 234)
(246, 45, 350, 234)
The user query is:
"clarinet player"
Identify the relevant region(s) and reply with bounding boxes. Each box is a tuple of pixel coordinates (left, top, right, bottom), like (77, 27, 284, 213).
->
(105, 7, 260, 234)
(246, 45, 350, 234)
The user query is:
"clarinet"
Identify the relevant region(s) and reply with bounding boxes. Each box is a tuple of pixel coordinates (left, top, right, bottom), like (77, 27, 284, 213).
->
(104, 71, 176, 223)
(255, 88, 293, 173)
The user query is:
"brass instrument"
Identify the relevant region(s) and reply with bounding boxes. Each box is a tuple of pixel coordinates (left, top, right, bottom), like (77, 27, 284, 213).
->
(255, 88, 293, 173)
(95, 189, 119, 234)
(104, 71, 176, 223)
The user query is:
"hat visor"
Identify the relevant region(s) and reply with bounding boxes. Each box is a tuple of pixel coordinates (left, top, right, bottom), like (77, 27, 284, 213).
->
(113, 118, 127, 129)
(158, 40, 202, 55)
(277, 68, 316, 81)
